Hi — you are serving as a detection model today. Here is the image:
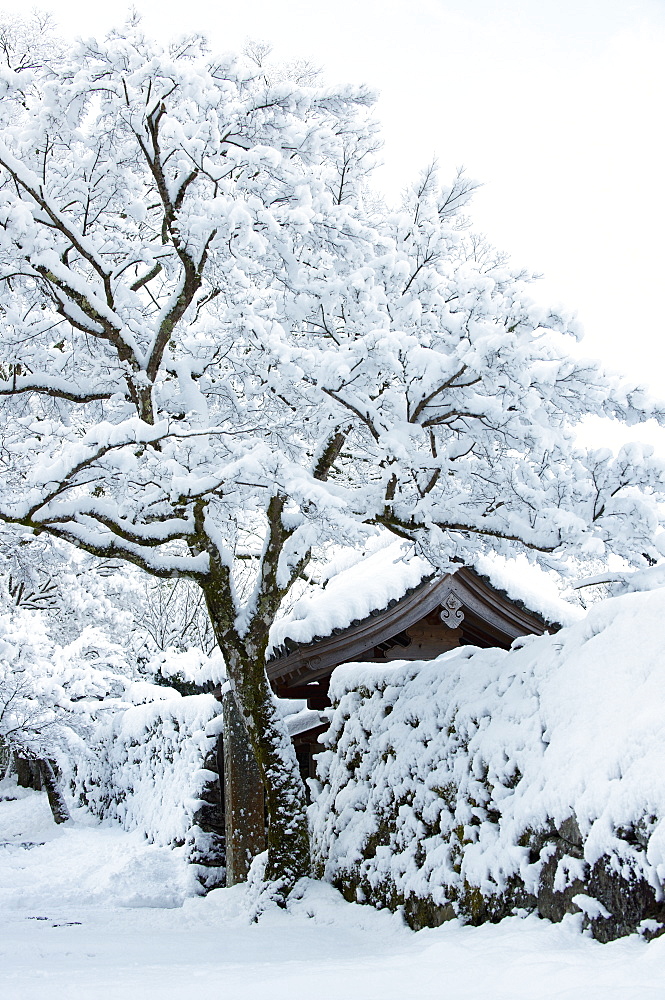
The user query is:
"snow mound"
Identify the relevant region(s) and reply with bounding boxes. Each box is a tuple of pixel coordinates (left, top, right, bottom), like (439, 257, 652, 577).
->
(0, 789, 194, 911)
(312, 586, 665, 940)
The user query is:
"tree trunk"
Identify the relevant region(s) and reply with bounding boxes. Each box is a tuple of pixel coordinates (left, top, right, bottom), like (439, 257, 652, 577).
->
(222, 689, 266, 885)
(204, 591, 310, 902)
(39, 759, 71, 825)
(14, 754, 42, 790)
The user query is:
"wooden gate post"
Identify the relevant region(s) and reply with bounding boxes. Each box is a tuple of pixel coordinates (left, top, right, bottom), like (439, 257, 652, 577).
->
(222, 688, 266, 885)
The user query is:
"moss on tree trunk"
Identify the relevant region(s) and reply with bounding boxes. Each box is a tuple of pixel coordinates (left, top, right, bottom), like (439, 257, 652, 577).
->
(222, 688, 266, 885)
(204, 585, 310, 903)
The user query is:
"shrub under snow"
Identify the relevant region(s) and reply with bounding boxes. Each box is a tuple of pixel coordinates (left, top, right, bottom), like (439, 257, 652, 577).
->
(74, 693, 224, 886)
(312, 586, 665, 941)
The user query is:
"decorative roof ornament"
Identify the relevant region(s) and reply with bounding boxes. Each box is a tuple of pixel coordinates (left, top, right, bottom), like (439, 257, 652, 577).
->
(440, 590, 464, 628)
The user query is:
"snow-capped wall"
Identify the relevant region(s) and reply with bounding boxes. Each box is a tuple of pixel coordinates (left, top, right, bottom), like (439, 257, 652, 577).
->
(311, 587, 665, 941)
(74, 694, 224, 884)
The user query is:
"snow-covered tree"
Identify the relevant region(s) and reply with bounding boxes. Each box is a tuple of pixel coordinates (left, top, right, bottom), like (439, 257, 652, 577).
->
(2, 504, 215, 674)
(124, 576, 216, 659)
(0, 23, 663, 898)
(0, 529, 191, 822)
(0, 9, 64, 72)
(0, 603, 129, 823)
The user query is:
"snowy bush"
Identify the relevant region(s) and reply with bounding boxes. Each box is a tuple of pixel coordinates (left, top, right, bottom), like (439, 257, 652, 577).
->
(74, 693, 225, 886)
(312, 587, 665, 941)
(0, 608, 137, 764)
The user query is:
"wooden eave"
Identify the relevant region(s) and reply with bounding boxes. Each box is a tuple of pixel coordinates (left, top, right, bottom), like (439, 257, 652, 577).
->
(452, 567, 554, 642)
(267, 566, 554, 691)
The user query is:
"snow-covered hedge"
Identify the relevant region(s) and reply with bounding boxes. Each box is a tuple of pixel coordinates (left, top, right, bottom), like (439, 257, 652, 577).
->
(312, 588, 665, 941)
(74, 693, 224, 886)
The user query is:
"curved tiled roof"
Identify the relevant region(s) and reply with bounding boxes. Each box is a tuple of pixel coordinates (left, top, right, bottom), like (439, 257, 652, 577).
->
(267, 543, 581, 691)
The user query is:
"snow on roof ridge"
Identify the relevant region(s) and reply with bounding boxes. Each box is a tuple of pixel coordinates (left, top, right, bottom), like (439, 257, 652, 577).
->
(471, 552, 584, 628)
(268, 541, 432, 654)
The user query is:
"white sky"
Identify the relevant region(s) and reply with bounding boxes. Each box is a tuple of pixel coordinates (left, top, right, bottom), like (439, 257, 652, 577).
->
(3, 0, 665, 445)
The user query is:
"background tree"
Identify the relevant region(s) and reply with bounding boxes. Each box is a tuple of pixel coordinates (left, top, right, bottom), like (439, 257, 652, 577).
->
(0, 597, 133, 824)
(0, 23, 663, 899)
(0, 526, 200, 822)
(0, 9, 64, 72)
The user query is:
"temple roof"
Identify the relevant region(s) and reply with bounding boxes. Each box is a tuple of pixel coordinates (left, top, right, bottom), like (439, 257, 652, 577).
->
(269, 542, 581, 654)
(267, 542, 583, 693)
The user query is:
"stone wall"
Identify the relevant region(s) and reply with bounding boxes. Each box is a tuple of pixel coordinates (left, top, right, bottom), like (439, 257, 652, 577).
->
(311, 595, 665, 942)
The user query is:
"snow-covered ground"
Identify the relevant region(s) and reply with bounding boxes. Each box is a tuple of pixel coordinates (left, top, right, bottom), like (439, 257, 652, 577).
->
(1, 789, 663, 1000)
